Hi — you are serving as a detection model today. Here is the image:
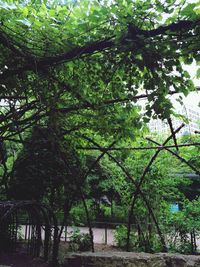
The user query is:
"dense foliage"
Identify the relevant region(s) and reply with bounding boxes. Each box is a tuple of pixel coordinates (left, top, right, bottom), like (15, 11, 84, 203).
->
(0, 0, 200, 256)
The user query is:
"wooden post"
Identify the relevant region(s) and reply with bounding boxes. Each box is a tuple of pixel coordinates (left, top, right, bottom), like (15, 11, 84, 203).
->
(105, 223, 107, 245)
(65, 225, 67, 242)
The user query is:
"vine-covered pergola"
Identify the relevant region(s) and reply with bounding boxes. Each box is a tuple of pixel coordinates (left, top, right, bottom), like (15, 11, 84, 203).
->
(0, 0, 200, 263)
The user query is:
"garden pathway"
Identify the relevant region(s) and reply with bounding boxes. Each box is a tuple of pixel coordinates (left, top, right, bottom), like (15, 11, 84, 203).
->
(20, 225, 115, 245)
(20, 225, 200, 248)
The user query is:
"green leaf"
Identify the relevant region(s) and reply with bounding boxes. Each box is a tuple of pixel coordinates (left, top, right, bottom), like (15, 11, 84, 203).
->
(22, 7, 29, 17)
(181, 3, 197, 18)
(184, 57, 193, 65)
(196, 68, 200, 79)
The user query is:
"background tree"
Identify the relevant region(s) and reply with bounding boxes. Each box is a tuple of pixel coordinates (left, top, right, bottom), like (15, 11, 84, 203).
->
(0, 0, 200, 254)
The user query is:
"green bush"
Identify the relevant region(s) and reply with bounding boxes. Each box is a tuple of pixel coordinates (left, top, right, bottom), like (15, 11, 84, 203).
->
(69, 200, 95, 225)
(114, 225, 135, 249)
(68, 227, 92, 252)
(112, 205, 128, 222)
(69, 205, 86, 225)
(101, 205, 111, 218)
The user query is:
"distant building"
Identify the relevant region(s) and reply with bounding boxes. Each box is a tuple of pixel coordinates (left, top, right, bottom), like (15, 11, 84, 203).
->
(148, 100, 200, 137)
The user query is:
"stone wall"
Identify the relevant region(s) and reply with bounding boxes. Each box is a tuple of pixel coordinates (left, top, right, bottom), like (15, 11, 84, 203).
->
(63, 252, 200, 267)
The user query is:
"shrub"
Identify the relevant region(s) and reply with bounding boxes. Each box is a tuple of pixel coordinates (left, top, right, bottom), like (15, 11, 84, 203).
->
(69, 201, 95, 225)
(112, 205, 128, 223)
(114, 225, 135, 249)
(68, 227, 92, 252)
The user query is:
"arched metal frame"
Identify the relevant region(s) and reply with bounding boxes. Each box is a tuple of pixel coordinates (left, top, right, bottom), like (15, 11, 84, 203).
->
(0, 201, 58, 266)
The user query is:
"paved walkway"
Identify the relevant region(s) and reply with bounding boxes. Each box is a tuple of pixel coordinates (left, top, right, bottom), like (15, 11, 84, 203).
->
(62, 226, 115, 245)
(20, 225, 115, 245)
(20, 225, 200, 248)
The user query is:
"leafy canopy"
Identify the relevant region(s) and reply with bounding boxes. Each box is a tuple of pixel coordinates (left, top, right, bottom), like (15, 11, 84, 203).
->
(0, 0, 200, 144)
